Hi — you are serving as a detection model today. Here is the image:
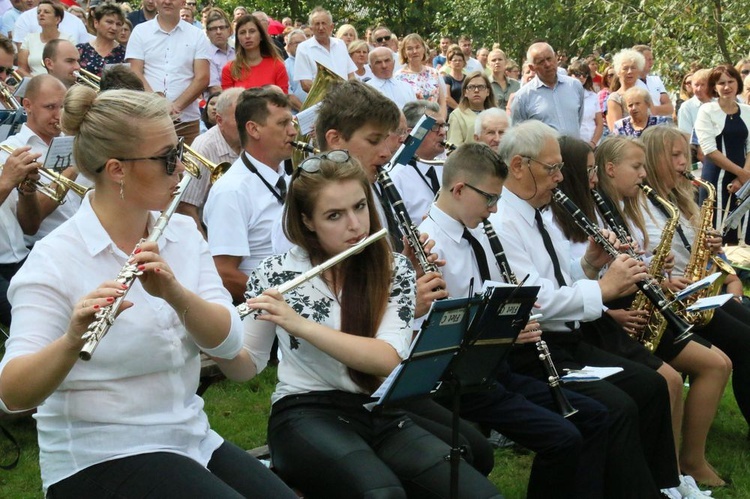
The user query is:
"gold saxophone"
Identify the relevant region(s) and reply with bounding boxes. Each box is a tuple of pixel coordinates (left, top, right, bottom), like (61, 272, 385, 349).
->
(681, 172, 736, 325)
(630, 185, 680, 352)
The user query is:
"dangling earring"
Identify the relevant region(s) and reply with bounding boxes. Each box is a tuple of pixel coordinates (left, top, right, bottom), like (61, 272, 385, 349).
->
(119, 180, 125, 200)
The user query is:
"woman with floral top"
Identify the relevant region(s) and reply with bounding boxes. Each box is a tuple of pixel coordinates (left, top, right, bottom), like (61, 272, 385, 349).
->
(395, 33, 447, 119)
(223, 154, 501, 498)
(75, 3, 126, 77)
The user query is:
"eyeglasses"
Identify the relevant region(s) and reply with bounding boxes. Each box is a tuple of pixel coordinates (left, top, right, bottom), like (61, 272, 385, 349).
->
(295, 150, 350, 179)
(524, 156, 564, 176)
(375, 36, 390, 44)
(0, 66, 13, 75)
(462, 182, 500, 207)
(102, 137, 185, 175)
(571, 72, 587, 78)
(431, 122, 449, 132)
(587, 165, 598, 176)
(206, 25, 229, 32)
(186, 2, 196, 5)
(466, 84, 487, 92)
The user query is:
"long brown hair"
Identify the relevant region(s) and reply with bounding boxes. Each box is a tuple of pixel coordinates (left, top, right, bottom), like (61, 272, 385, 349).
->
(231, 14, 281, 81)
(283, 157, 393, 394)
(552, 136, 595, 243)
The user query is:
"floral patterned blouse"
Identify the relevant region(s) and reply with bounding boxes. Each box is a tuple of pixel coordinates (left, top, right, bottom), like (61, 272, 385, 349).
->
(243, 247, 416, 404)
(395, 65, 443, 103)
(613, 115, 670, 137)
(76, 42, 126, 77)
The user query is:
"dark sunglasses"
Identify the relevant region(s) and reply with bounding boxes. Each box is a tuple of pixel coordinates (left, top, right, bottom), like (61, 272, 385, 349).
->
(100, 137, 185, 175)
(375, 36, 390, 44)
(294, 150, 350, 179)
(0, 66, 13, 75)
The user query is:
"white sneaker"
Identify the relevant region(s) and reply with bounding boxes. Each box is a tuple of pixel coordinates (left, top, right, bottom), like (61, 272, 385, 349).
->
(678, 475, 712, 497)
(661, 487, 682, 499)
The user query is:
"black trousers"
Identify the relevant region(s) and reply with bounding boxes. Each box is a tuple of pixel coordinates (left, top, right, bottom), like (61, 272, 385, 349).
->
(0, 260, 24, 326)
(695, 299, 750, 426)
(510, 332, 677, 498)
(436, 366, 610, 499)
(47, 441, 297, 498)
(268, 391, 503, 499)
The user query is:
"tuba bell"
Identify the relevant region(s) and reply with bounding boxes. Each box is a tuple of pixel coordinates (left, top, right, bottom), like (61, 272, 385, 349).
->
(291, 63, 344, 169)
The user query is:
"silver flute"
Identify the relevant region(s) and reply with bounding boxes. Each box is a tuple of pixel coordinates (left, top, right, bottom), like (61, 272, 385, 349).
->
(79, 174, 192, 360)
(237, 228, 389, 319)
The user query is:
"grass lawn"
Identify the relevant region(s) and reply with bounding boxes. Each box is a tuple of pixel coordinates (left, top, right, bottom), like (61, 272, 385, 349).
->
(1, 367, 749, 498)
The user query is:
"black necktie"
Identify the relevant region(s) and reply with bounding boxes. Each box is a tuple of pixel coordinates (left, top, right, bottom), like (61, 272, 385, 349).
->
(375, 185, 404, 252)
(275, 177, 287, 204)
(462, 227, 491, 282)
(534, 209, 566, 288)
(425, 166, 440, 194)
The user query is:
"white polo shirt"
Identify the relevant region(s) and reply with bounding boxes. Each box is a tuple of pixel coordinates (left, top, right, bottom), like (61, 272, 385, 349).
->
(126, 17, 212, 123)
(203, 151, 287, 275)
(12, 8, 90, 44)
(293, 36, 356, 82)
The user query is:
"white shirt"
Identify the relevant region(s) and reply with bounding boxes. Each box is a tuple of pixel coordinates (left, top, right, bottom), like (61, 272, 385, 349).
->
(12, 8, 90, 45)
(0, 125, 85, 246)
(243, 248, 414, 404)
(126, 17, 212, 122)
(579, 89, 599, 143)
(180, 125, 238, 209)
(390, 160, 441, 223)
(0, 188, 27, 264)
(203, 151, 287, 274)
(293, 36, 356, 82)
(677, 95, 705, 136)
(642, 197, 695, 277)
(0, 195, 243, 491)
(354, 65, 374, 82)
(208, 43, 235, 89)
(636, 75, 669, 115)
(285, 55, 307, 104)
(366, 75, 417, 110)
(1, 6, 20, 37)
(419, 204, 501, 298)
(465, 57, 482, 74)
(488, 189, 603, 332)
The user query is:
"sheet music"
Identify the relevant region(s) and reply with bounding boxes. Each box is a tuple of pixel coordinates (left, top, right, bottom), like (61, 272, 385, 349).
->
(561, 366, 623, 382)
(296, 102, 321, 135)
(43, 136, 75, 171)
(674, 272, 721, 301)
(685, 293, 733, 312)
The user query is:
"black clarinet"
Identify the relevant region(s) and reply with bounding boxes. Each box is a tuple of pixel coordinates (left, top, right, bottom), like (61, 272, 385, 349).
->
(591, 189, 639, 259)
(552, 189, 693, 342)
(376, 167, 440, 276)
(482, 219, 578, 418)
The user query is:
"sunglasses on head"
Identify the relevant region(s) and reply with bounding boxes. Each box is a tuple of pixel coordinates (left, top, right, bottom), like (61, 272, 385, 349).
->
(294, 150, 351, 179)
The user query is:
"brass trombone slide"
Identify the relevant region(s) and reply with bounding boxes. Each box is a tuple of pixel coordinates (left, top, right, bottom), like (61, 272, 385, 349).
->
(74, 69, 100, 91)
(0, 145, 89, 203)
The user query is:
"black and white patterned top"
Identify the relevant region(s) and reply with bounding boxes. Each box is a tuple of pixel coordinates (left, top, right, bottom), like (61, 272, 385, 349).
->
(244, 246, 416, 404)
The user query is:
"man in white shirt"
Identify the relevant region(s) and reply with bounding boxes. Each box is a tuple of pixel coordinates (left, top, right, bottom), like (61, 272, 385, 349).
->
(0, 116, 41, 325)
(391, 100, 446, 223)
(370, 25, 401, 72)
(126, 0, 211, 145)
(203, 87, 295, 302)
(204, 9, 234, 95)
(1, 0, 27, 39)
(12, 3, 89, 48)
(678, 68, 712, 139)
(0, 75, 84, 248)
(366, 47, 416, 110)
(42, 39, 80, 88)
(489, 119, 680, 494)
(293, 6, 355, 92)
(633, 44, 673, 118)
(178, 87, 243, 235)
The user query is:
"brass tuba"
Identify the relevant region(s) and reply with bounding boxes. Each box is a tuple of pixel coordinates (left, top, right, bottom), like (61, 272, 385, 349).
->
(681, 172, 736, 325)
(291, 63, 344, 168)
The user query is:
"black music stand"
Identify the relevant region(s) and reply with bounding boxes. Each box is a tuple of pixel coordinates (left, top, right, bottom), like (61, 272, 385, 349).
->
(372, 283, 539, 498)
